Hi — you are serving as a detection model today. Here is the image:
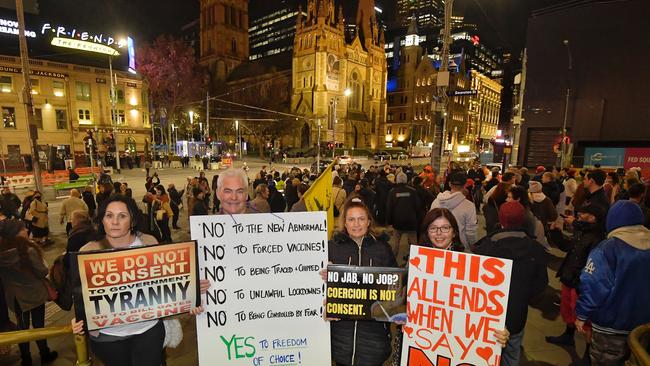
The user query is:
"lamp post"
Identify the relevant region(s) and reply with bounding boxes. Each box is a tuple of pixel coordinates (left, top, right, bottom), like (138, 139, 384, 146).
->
(329, 88, 352, 159)
(108, 55, 121, 173)
(189, 111, 194, 143)
(235, 120, 241, 158)
(560, 39, 572, 168)
(316, 119, 321, 173)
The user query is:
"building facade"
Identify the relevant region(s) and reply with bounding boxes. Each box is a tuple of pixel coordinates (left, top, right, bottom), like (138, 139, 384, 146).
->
(249, 0, 305, 61)
(199, 0, 249, 84)
(469, 69, 502, 150)
(0, 55, 150, 172)
(395, 0, 443, 29)
(291, 0, 387, 150)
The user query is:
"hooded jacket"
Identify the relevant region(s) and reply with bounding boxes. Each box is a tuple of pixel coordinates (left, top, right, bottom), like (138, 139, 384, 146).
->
(556, 222, 605, 288)
(328, 232, 397, 366)
(430, 190, 478, 249)
(386, 183, 421, 231)
(576, 225, 650, 334)
(474, 229, 548, 334)
(0, 245, 49, 312)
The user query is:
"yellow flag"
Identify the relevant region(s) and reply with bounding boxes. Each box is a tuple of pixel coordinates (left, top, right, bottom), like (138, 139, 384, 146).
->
(303, 161, 336, 239)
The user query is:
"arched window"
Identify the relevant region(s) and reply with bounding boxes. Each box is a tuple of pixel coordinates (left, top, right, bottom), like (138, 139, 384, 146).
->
(348, 72, 361, 110)
(231, 38, 237, 54)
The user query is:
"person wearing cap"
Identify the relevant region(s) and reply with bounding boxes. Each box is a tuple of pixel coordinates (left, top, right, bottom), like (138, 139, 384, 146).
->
(575, 200, 650, 365)
(474, 201, 548, 366)
(533, 165, 546, 182)
(430, 171, 478, 251)
(545, 204, 606, 362)
(386, 172, 421, 264)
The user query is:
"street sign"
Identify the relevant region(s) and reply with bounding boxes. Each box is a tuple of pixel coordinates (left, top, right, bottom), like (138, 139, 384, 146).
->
(447, 89, 478, 96)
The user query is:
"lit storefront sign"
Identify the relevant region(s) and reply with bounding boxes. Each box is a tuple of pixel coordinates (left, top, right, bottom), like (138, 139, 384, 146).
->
(0, 65, 67, 78)
(0, 18, 36, 38)
(50, 37, 119, 56)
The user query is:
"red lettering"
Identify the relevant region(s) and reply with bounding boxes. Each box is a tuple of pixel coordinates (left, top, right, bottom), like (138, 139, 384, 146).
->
(464, 314, 485, 340)
(406, 346, 435, 366)
(468, 256, 481, 283)
(419, 247, 446, 274)
(487, 290, 505, 316)
(481, 258, 505, 286)
(454, 336, 475, 359)
(443, 252, 466, 280)
(93, 319, 108, 328)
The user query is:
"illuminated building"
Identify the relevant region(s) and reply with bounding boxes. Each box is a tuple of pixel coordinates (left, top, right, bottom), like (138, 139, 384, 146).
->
(395, 0, 443, 29)
(0, 11, 149, 172)
(249, 0, 305, 61)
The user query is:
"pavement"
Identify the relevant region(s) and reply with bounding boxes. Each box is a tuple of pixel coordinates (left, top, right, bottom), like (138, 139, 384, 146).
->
(0, 157, 585, 365)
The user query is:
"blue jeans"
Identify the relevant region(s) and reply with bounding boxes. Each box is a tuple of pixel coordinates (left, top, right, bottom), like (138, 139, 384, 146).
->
(501, 329, 524, 366)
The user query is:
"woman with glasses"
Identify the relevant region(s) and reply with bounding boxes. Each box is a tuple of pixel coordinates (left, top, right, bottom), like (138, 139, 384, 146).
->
(327, 198, 397, 366)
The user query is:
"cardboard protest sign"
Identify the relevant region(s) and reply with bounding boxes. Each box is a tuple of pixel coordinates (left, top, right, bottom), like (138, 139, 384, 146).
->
(191, 212, 331, 366)
(76, 241, 199, 331)
(401, 246, 512, 366)
(326, 265, 407, 322)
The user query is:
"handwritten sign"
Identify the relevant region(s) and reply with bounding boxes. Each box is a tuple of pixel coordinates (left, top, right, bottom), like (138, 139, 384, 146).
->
(76, 241, 199, 331)
(401, 246, 512, 366)
(191, 212, 331, 366)
(326, 265, 407, 322)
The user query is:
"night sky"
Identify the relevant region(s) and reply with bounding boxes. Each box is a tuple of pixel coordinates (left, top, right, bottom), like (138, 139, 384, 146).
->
(36, 0, 570, 54)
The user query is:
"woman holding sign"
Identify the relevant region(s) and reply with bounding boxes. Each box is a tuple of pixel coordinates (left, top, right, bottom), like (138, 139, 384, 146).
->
(70, 195, 210, 366)
(328, 199, 398, 366)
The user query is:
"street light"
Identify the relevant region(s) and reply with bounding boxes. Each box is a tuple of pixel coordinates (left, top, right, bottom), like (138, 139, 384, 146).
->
(189, 111, 194, 142)
(235, 120, 242, 158)
(560, 39, 572, 168)
(330, 88, 352, 159)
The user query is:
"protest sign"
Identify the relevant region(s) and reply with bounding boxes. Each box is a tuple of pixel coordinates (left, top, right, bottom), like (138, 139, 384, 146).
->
(191, 211, 331, 366)
(326, 265, 407, 322)
(401, 246, 512, 366)
(75, 241, 199, 331)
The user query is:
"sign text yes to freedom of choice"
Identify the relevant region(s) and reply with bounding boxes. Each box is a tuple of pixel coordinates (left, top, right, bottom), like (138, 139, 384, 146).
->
(191, 212, 331, 366)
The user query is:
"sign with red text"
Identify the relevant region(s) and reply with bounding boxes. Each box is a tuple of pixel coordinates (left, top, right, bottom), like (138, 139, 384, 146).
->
(76, 241, 199, 331)
(401, 246, 512, 366)
(624, 148, 650, 170)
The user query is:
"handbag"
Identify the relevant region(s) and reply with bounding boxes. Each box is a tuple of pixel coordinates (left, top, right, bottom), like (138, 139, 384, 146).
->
(43, 279, 58, 302)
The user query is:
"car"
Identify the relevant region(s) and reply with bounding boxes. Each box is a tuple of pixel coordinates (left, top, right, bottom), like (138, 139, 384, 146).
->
(337, 155, 354, 165)
(396, 152, 409, 160)
(371, 151, 391, 161)
(310, 159, 333, 174)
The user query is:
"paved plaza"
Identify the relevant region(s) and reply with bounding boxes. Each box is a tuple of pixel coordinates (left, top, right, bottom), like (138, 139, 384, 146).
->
(1, 158, 585, 366)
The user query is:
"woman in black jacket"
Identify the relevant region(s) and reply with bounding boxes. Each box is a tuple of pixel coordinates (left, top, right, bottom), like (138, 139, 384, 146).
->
(328, 199, 397, 366)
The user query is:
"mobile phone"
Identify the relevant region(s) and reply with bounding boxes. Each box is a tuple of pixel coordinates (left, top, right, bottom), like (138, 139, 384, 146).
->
(559, 214, 568, 218)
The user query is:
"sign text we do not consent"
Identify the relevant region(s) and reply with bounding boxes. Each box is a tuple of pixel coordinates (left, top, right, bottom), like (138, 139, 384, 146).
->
(191, 212, 331, 366)
(76, 241, 199, 331)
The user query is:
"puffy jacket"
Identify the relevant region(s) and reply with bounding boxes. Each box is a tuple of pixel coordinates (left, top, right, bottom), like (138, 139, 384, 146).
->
(329, 232, 397, 366)
(386, 184, 421, 231)
(0, 245, 49, 312)
(576, 225, 650, 334)
(431, 191, 478, 250)
(474, 229, 548, 334)
(555, 222, 605, 288)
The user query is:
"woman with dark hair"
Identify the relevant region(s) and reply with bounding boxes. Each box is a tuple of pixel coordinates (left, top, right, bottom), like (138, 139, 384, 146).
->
(418, 208, 465, 252)
(327, 199, 397, 366)
(70, 195, 210, 366)
(290, 184, 310, 212)
(153, 185, 173, 243)
(211, 174, 220, 213)
(0, 219, 58, 365)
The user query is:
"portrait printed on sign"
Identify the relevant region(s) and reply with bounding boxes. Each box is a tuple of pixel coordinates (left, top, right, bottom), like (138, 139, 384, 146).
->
(326, 265, 407, 322)
(75, 241, 199, 331)
(401, 246, 512, 366)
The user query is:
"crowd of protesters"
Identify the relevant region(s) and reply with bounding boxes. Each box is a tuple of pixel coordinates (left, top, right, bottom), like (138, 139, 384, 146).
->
(1, 158, 649, 366)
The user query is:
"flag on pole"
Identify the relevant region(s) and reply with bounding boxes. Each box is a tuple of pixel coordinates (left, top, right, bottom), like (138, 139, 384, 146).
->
(303, 160, 336, 239)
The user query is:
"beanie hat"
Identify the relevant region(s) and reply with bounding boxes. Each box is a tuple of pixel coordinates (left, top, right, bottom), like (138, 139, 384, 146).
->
(498, 201, 526, 229)
(536, 166, 546, 174)
(528, 181, 542, 193)
(396, 172, 407, 184)
(606, 200, 644, 233)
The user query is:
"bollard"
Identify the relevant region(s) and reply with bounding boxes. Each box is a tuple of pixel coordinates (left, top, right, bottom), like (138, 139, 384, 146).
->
(74, 334, 92, 366)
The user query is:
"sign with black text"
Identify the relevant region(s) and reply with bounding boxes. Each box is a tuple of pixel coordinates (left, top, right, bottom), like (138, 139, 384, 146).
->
(326, 265, 407, 322)
(191, 212, 331, 366)
(76, 241, 199, 331)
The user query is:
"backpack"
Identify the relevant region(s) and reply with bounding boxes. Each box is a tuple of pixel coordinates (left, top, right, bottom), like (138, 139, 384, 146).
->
(48, 254, 73, 311)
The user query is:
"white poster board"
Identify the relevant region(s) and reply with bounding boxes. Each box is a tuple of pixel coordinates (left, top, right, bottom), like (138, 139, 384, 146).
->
(191, 212, 331, 366)
(401, 245, 512, 366)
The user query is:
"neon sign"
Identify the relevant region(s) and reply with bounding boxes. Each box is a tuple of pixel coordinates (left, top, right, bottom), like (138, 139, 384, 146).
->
(0, 18, 36, 38)
(51, 37, 119, 56)
(41, 23, 116, 47)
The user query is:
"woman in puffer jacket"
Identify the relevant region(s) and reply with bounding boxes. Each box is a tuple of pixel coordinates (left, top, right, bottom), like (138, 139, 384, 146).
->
(328, 198, 397, 366)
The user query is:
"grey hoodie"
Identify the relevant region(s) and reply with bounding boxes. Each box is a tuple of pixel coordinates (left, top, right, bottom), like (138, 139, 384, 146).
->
(430, 190, 478, 250)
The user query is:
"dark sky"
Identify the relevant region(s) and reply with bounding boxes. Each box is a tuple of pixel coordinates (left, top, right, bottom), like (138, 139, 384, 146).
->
(35, 0, 569, 53)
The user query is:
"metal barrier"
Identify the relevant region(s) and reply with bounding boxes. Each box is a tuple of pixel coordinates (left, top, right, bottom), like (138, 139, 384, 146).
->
(629, 323, 650, 366)
(0, 325, 92, 365)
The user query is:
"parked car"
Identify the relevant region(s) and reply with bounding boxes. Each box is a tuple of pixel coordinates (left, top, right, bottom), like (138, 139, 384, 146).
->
(371, 151, 391, 161)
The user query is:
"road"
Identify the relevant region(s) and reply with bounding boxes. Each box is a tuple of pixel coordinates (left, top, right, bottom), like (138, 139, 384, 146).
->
(1, 157, 584, 365)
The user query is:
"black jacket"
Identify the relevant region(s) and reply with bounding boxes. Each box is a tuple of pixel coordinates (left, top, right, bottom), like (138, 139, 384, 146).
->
(168, 187, 183, 206)
(556, 222, 605, 289)
(542, 181, 561, 206)
(373, 176, 393, 225)
(328, 232, 397, 366)
(64, 227, 96, 270)
(0, 192, 21, 218)
(415, 185, 435, 217)
(82, 191, 96, 212)
(386, 184, 421, 231)
(268, 187, 287, 212)
(584, 187, 610, 213)
(474, 229, 548, 334)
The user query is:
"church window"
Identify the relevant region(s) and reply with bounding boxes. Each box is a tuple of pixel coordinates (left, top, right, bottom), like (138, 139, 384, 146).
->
(231, 38, 237, 54)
